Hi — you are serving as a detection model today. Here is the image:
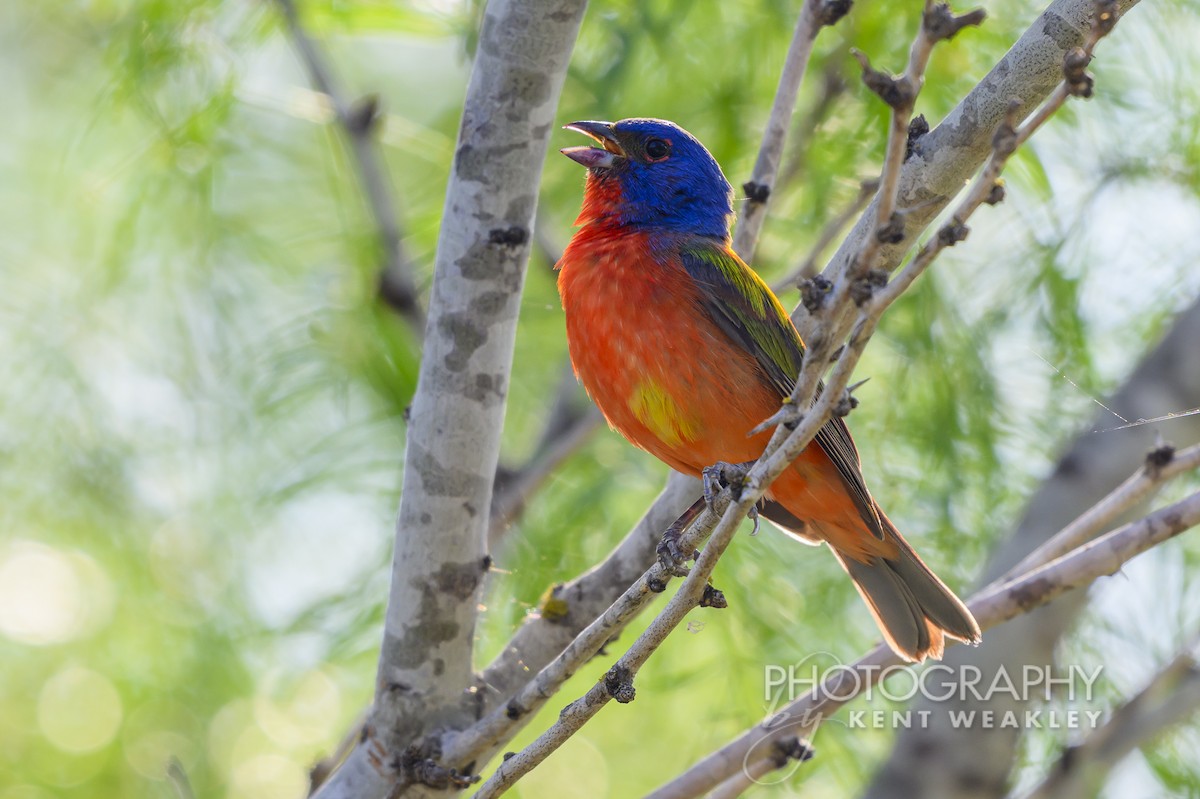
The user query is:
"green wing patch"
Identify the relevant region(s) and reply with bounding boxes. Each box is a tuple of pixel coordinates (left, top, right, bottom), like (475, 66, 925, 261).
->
(678, 240, 882, 538)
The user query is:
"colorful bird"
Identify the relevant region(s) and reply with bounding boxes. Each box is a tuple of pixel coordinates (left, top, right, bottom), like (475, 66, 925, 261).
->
(556, 118, 980, 662)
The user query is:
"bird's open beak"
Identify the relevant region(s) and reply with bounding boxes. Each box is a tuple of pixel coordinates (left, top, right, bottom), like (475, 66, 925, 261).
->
(561, 120, 625, 169)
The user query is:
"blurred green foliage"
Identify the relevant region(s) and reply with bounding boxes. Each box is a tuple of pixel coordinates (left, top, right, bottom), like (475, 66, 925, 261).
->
(3, 0, 1200, 798)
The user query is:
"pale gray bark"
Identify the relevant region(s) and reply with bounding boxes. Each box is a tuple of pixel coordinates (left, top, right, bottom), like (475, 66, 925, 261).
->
(310, 0, 587, 796)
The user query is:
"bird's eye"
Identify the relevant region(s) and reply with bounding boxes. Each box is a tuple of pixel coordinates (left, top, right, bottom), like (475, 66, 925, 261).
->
(645, 138, 671, 161)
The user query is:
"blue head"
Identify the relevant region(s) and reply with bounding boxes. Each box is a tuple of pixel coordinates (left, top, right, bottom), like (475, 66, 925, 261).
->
(562, 118, 734, 239)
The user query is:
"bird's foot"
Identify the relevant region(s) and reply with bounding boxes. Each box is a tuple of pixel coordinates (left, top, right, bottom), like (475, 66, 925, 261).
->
(702, 460, 756, 509)
(656, 496, 705, 577)
(703, 461, 762, 537)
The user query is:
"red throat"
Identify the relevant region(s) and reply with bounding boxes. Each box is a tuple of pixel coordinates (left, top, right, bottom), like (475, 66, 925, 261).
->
(574, 171, 625, 227)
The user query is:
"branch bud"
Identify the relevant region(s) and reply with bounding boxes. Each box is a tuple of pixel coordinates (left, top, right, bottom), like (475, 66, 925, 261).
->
(923, 2, 987, 43)
(800, 275, 833, 313)
(1092, 0, 1120, 37)
(984, 179, 1006, 206)
(817, 0, 853, 28)
(937, 218, 970, 247)
(852, 50, 914, 110)
(1063, 47, 1095, 98)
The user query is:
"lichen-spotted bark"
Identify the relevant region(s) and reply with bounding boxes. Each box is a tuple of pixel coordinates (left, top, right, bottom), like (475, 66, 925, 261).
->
(310, 1, 588, 797)
(377, 0, 587, 737)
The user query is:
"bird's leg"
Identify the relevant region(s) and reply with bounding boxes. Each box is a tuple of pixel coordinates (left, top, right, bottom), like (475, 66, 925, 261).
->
(657, 496, 705, 577)
(658, 461, 760, 577)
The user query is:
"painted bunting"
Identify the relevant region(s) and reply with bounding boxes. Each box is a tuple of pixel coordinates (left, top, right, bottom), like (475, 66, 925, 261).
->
(556, 118, 980, 662)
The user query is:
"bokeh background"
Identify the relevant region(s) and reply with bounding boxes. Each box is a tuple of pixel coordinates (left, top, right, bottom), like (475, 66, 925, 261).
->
(4, 0, 1200, 797)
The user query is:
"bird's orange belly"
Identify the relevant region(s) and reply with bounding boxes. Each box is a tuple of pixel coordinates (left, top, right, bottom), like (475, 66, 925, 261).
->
(558, 234, 884, 558)
(559, 237, 780, 475)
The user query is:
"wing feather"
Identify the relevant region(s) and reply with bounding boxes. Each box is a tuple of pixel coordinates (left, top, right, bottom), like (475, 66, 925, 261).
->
(678, 241, 883, 538)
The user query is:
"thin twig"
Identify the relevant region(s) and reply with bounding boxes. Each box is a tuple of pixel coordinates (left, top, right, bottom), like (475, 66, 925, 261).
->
(707, 744, 811, 799)
(478, 472, 700, 698)
(846, 1, 979, 281)
(646, 490, 1200, 799)
(307, 709, 366, 795)
(999, 441, 1200, 585)
(452, 491, 728, 779)
(732, 0, 850, 263)
(166, 759, 195, 799)
(274, 0, 425, 333)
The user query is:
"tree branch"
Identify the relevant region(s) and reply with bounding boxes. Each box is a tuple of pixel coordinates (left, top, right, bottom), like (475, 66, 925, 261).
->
(732, 0, 850, 263)
(309, 1, 587, 796)
(776, 62, 849, 194)
(999, 442, 1200, 586)
(646, 490, 1200, 799)
(479, 472, 701, 700)
(797, 0, 1141, 345)
(468, 494, 736, 798)
(274, 0, 425, 333)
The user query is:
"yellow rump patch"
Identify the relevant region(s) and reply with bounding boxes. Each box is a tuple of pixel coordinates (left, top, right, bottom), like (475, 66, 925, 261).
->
(628, 379, 697, 447)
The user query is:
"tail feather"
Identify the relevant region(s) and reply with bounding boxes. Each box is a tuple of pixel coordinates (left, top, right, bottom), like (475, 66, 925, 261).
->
(833, 515, 979, 663)
(761, 496, 980, 662)
(834, 550, 943, 661)
(887, 533, 981, 645)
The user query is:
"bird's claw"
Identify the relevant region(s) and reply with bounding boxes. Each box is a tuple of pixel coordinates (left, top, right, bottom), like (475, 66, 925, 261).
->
(748, 504, 761, 536)
(702, 460, 755, 510)
(656, 528, 691, 577)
